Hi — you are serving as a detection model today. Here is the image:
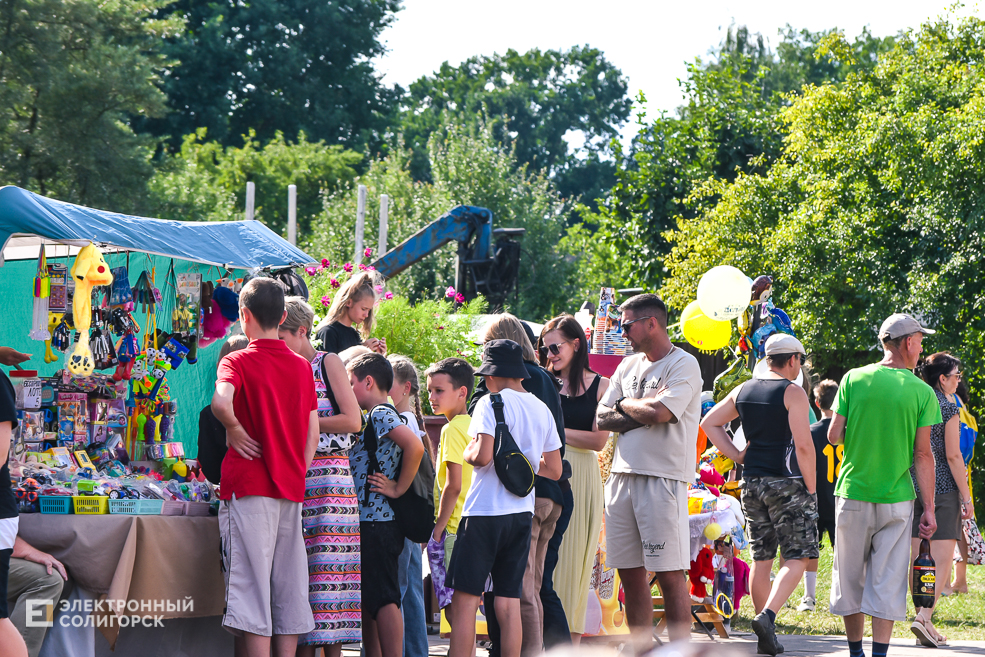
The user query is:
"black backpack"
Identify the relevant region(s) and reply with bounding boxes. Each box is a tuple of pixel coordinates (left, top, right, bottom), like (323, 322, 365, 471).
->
(362, 404, 435, 542)
(490, 394, 536, 498)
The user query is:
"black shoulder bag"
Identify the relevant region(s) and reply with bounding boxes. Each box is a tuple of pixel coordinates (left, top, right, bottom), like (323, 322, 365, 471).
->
(490, 393, 536, 497)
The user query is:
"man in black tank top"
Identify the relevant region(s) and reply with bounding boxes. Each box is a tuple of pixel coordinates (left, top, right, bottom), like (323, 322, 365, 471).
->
(701, 334, 817, 656)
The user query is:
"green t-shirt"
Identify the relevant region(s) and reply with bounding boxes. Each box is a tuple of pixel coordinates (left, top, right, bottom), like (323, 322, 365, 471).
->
(832, 363, 942, 504)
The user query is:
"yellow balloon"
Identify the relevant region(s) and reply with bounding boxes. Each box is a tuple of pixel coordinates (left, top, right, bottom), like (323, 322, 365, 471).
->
(681, 300, 732, 352)
(704, 522, 723, 540)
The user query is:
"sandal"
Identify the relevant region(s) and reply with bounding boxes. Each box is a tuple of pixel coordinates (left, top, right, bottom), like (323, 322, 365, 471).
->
(911, 618, 939, 648)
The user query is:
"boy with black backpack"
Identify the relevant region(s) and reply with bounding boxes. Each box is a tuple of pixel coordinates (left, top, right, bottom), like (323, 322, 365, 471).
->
(447, 340, 563, 657)
(346, 353, 425, 657)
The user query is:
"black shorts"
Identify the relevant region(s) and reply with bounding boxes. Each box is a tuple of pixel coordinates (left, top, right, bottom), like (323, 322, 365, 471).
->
(360, 521, 404, 618)
(818, 518, 836, 549)
(0, 548, 11, 619)
(447, 512, 532, 599)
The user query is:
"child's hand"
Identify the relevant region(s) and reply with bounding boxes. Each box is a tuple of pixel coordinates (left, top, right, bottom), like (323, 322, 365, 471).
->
(368, 472, 399, 498)
(227, 425, 262, 460)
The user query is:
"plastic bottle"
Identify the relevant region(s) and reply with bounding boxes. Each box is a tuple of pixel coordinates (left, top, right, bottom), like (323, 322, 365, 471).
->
(912, 538, 936, 609)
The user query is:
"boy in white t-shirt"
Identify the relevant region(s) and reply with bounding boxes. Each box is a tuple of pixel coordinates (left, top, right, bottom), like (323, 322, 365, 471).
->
(446, 340, 563, 657)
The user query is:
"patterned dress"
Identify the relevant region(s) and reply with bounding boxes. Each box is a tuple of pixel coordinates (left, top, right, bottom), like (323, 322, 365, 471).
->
(299, 352, 361, 646)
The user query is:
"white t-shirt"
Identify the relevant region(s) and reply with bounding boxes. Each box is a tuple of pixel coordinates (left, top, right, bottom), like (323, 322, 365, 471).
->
(400, 411, 427, 441)
(0, 516, 18, 551)
(464, 388, 562, 516)
(599, 347, 702, 482)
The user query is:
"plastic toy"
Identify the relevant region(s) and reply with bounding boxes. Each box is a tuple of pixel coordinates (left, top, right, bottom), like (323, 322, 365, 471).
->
(30, 249, 51, 341)
(68, 244, 114, 376)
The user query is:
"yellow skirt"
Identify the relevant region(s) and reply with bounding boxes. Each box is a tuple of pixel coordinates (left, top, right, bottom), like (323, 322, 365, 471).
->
(556, 446, 604, 634)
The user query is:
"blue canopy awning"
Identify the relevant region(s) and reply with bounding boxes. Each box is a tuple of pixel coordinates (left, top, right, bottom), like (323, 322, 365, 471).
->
(0, 186, 315, 269)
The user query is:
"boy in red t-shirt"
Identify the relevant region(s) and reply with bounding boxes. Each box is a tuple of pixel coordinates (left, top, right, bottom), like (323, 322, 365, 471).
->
(211, 277, 320, 656)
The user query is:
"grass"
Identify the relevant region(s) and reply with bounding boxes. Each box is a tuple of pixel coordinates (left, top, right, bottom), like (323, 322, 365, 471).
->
(727, 535, 985, 640)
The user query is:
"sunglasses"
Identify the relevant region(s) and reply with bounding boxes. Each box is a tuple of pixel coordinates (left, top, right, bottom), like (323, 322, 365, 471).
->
(622, 316, 655, 329)
(539, 342, 567, 357)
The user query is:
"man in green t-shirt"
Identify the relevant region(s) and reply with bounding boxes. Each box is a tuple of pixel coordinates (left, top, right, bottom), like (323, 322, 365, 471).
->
(827, 314, 940, 657)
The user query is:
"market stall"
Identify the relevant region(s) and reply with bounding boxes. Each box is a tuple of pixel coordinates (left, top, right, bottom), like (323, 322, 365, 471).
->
(0, 185, 315, 654)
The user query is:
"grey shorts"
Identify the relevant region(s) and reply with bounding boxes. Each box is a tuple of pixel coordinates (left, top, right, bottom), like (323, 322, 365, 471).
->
(912, 490, 962, 540)
(219, 495, 315, 636)
(829, 497, 914, 621)
(604, 473, 689, 572)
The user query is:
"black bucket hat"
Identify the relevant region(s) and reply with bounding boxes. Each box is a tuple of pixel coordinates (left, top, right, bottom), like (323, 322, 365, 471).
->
(475, 339, 529, 379)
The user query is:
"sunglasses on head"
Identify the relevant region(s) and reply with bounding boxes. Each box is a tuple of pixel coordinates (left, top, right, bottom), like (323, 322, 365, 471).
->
(539, 342, 566, 357)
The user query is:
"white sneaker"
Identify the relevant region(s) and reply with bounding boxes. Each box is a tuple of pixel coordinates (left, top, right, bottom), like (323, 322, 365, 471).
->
(796, 596, 816, 612)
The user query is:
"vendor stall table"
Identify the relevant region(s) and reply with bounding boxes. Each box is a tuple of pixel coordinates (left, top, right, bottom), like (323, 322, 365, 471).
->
(18, 514, 226, 652)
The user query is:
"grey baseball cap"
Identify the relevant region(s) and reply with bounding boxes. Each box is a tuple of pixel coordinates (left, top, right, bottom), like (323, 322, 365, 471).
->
(879, 313, 936, 340)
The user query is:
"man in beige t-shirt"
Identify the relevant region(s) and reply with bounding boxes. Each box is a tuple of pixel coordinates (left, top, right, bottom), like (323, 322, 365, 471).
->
(596, 294, 702, 644)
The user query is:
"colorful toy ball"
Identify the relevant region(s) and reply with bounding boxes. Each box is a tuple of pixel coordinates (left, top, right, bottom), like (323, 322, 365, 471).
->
(681, 301, 732, 352)
(697, 266, 750, 321)
(704, 522, 723, 540)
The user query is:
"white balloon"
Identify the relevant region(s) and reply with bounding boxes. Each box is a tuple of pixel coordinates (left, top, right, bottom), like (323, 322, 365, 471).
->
(697, 265, 750, 321)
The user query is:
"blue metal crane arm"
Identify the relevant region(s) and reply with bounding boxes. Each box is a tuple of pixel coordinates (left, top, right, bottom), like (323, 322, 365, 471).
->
(370, 205, 493, 278)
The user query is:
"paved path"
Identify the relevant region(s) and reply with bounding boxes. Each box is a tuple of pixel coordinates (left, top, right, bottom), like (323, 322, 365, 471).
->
(394, 632, 985, 656)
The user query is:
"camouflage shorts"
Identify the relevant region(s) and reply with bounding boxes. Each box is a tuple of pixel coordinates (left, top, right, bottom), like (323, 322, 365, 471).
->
(741, 476, 820, 562)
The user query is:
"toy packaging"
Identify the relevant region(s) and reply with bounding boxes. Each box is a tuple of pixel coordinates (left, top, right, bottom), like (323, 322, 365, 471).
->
(590, 287, 634, 356)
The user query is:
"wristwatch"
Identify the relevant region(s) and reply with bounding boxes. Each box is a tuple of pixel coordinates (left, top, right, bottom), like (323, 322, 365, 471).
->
(614, 397, 627, 415)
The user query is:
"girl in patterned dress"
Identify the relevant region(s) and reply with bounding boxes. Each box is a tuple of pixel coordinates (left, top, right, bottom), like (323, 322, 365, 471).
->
(280, 297, 365, 657)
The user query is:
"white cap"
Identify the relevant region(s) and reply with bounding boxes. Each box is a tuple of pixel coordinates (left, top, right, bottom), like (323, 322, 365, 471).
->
(764, 333, 806, 356)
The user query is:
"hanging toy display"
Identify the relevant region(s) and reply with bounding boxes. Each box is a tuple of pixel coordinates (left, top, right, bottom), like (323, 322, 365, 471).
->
(29, 249, 51, 341)
(67, 244, 114, 376)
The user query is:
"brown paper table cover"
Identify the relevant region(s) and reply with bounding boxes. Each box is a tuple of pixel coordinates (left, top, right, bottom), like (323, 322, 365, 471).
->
(18, 514, 225, 647)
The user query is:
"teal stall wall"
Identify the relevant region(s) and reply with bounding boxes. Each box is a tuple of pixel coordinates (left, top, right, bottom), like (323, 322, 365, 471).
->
(0, 252, 238, 458)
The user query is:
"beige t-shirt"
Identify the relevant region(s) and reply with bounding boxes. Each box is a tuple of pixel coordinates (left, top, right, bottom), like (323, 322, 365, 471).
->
(600, 347, 702, 482)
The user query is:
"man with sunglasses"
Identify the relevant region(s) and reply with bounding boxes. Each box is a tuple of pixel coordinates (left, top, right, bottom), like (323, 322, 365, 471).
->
(595, 294, 702, 645)
(701, 333, 816, 655)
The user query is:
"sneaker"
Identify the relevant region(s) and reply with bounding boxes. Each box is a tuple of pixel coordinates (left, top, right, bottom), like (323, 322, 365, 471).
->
(752, 611, 783, 656)
(796, 596, 816, 612)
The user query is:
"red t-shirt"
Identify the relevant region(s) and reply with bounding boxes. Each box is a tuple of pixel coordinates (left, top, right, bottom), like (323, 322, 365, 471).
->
(216, 339, 318, 502)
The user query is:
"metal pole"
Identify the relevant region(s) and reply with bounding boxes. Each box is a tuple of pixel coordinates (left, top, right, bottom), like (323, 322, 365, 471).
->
(378, 194, 389, 256)
(245, 182, 255, 221)
(354, 184, 367, 263)
(287, 184, 297, 245)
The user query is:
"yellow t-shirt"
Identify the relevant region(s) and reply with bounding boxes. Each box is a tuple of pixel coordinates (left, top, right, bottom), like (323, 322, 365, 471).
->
(433, 414, 474, 535)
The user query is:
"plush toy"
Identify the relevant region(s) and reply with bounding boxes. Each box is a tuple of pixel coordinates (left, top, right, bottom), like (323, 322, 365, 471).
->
(68, 244, 114, 376)
(689, 546, 716, 603)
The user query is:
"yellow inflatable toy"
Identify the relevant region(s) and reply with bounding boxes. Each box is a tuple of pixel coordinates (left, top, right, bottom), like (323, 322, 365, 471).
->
(68, 244, 114, 376)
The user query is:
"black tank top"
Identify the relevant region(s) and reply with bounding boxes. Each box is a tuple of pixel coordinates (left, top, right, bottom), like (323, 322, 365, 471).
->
(735, 378, 801, 478)
(560, 374, 602, 433)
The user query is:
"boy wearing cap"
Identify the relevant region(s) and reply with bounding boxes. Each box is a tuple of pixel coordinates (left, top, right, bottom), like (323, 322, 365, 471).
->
(447, 339, 563, 657)
(702, 333, 816, 655)
(826, 314, 939, 657)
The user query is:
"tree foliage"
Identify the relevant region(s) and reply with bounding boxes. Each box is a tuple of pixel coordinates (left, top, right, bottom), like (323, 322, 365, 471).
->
(308, 119, 578, 321)
(143, 0, 401, 153)
(148, 129, 361, 235)
(663, 14, 985, 397)
(398, 46, 631, 211)
(0, 0, 182, 211)
(568, 26, 895, 301)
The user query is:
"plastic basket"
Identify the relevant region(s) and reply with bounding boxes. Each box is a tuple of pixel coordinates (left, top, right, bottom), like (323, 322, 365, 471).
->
(72, 496, 109, 515)
(183, 501, 211, 517)
(39, 496, 72, 515)
(109, 499, 165, 515)
(161, 500, 185, 516)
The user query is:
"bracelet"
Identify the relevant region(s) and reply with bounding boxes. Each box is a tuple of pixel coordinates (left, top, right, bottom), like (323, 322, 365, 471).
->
(962, 499, 972, 506)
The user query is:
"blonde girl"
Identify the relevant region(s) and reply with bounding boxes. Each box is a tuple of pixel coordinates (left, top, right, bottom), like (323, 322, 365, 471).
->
(315, 270, 387, 355)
